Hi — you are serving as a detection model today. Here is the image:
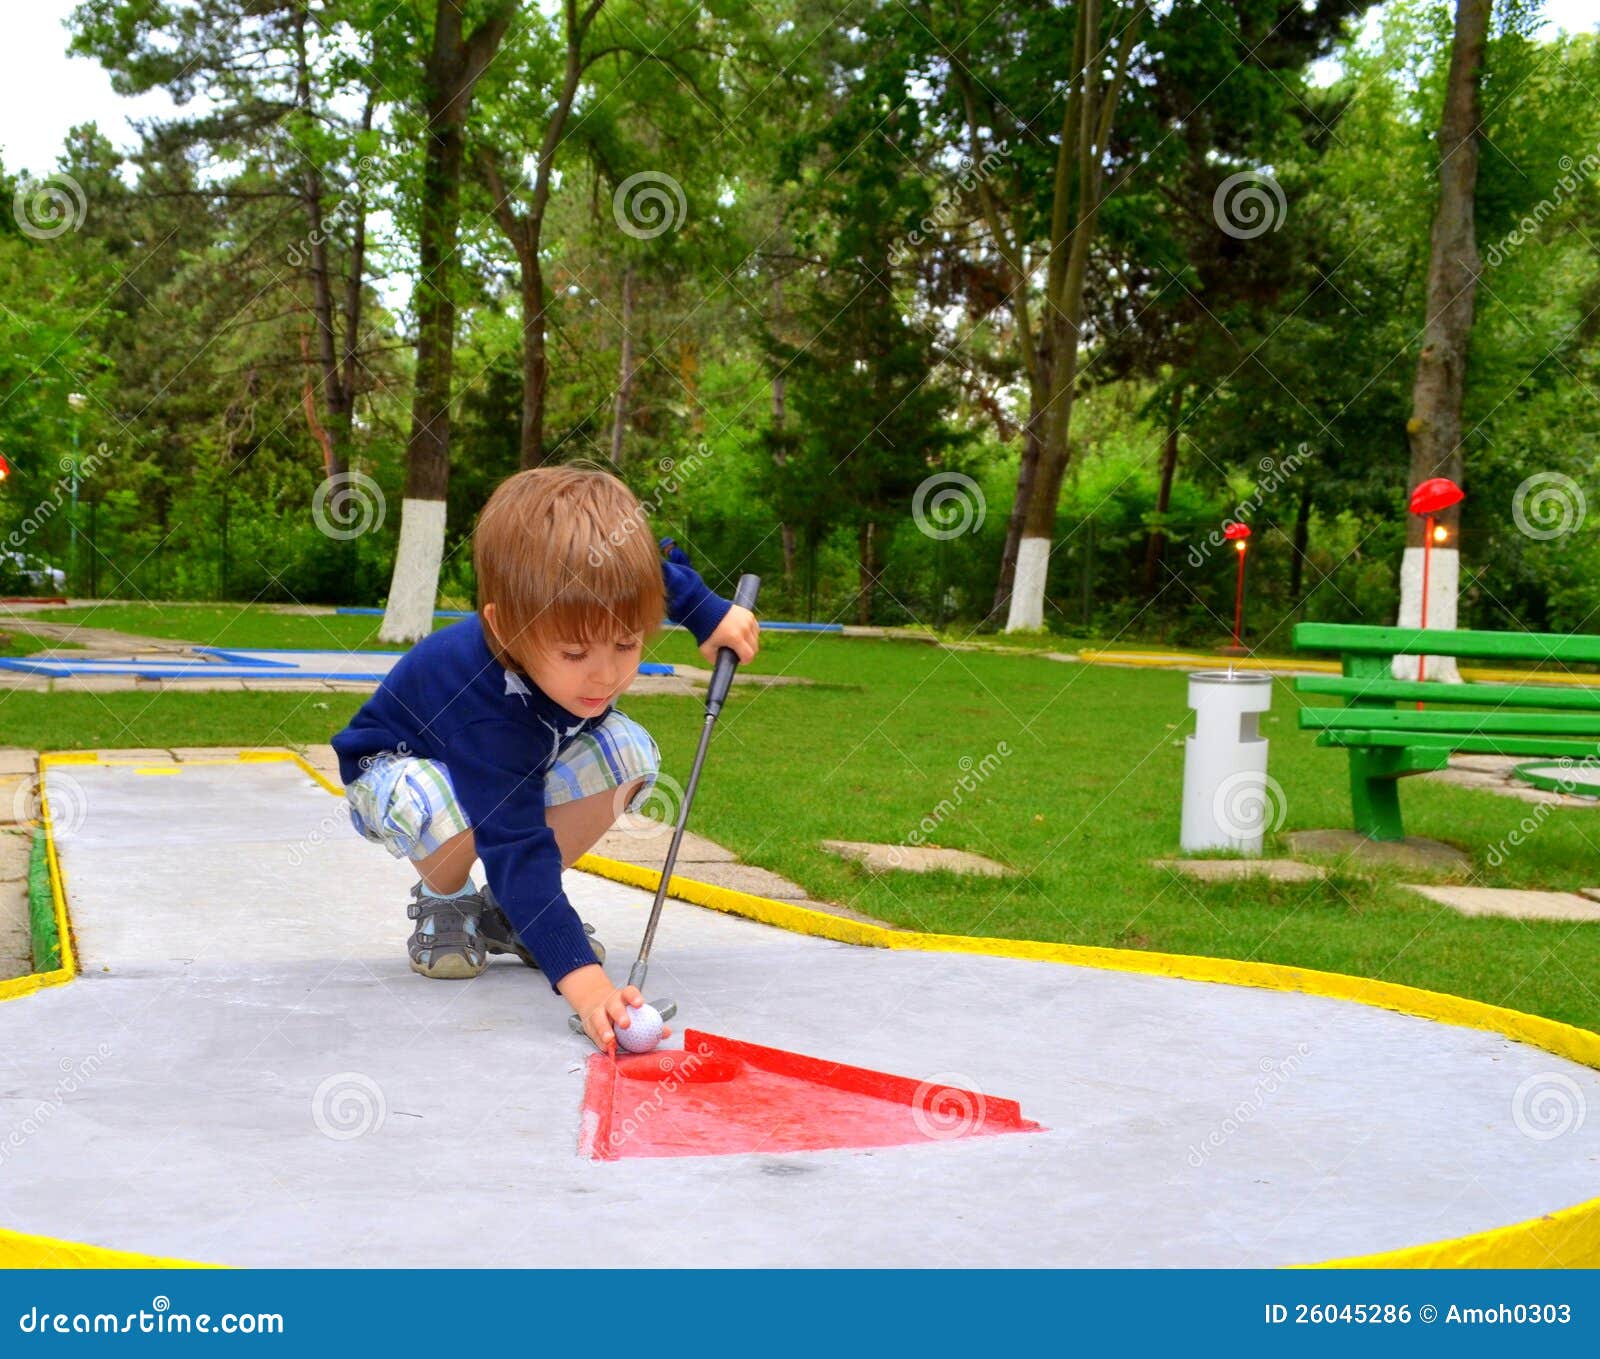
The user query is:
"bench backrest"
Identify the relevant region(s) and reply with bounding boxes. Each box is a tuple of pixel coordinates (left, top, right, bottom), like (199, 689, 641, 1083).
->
(1293, 623, 1600, 667)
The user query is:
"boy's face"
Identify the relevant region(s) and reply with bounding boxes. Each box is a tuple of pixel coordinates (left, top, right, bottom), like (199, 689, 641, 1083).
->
(526, 631, 644, 719)
(482, 602, 643, 718)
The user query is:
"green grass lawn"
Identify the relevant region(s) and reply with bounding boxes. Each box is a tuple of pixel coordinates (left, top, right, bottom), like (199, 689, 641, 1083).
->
(3, 605, 1599, 1032)
(0, 632, 86, 657)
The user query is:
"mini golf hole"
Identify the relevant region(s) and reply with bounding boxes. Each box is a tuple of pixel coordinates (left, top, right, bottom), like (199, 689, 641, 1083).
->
(616, 1050, 744, 1084)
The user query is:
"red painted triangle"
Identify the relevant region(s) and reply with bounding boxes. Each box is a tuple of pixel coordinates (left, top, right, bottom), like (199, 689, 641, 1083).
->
(580, 1029, 1044, 1161)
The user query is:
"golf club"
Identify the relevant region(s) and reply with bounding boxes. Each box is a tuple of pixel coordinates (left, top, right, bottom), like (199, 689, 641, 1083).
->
(568, 571, 761, 1042)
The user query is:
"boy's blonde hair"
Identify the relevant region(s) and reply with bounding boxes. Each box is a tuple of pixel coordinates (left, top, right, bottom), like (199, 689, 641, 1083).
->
(473, 463, 665, 671)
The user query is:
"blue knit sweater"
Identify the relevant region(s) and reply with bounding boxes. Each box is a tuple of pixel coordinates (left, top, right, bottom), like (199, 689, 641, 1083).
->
(331, 561, 732, 986)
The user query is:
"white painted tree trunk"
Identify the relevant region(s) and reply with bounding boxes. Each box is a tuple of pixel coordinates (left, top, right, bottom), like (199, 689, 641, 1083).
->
(1393, 545, 1461, 682)
(1005, 535, 1050, 631)
(378, 497, 448, 645)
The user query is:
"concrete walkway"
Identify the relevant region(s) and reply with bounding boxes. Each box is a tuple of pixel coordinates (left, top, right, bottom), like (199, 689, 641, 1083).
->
(0, 742, 879, 980)
(3, 755, 1598, 1266)
(0, 749, 39, 980)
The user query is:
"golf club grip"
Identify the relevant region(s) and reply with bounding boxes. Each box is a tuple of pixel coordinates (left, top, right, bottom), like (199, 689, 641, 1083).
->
(706, 574, 760, 717)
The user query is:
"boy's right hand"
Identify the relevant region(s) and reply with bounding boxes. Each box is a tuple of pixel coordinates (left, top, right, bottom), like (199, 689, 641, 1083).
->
(699, 604, 760, 667)
(558, 964, 673, 1053)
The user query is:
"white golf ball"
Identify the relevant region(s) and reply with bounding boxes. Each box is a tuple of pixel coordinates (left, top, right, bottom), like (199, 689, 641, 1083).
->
(615, 1002, 664, 1054)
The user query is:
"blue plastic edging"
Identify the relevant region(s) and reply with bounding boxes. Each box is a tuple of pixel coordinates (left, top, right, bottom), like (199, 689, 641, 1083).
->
(188, 648, 301, 669)
(195, 646, 406, 661)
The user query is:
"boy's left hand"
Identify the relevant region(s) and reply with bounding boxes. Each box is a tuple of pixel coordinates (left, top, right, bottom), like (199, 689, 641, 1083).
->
(700, 604, 759, 667)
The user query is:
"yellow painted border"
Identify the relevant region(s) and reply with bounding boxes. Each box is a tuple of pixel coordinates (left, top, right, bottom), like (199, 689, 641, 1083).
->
(567, 853, 1600, 1268)
(6, 750, 1600, 1268)
(0, 1226, 218, 1269)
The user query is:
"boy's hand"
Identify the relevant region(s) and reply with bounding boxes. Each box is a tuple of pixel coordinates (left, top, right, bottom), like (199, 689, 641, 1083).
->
(558, 964, 674, 1053)
(700, 604, 759, 667)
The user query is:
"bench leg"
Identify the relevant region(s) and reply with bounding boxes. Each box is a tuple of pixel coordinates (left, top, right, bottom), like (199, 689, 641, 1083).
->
(1349, 749, 1407, 842)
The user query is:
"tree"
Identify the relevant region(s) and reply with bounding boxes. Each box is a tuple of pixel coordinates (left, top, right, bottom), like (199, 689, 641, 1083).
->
(469, 1, 753, 471)
(71, 0, 382, 482)
(763, 60, 972, 624)
(470, 0, 607, 471)
(1396, 0, 1491, 680)
(374, 0, 518, 644)
(884, 0, 1363, 631)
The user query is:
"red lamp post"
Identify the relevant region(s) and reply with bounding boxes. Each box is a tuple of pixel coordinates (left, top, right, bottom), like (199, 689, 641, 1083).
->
(1407, 477, 1464, 685)
(1224, 521, 1251, 650)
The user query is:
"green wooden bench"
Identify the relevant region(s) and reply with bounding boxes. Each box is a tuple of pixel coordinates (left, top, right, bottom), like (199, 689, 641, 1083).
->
(1291, 623, 1600, 841)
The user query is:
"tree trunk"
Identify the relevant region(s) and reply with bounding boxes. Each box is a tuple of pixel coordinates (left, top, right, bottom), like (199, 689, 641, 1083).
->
(474, 2, 604, 472)
(379, 0, 517, 645)
(1003, 0, 1146, 633)
(1396, 0, 1490, 681)
(991, 370, 1046, 622)
(1290, 476, 1312, 600)
(609, 263, 635, 465)
(338, 96, 374, 449)
(521, 245, 548, 468)
(771, 267, 796, 589)
(1009, 314, 1083, 631)
(294, 6, 350, 480)
(1141, 385, 1183, 596)
(856, 519, 879, 625)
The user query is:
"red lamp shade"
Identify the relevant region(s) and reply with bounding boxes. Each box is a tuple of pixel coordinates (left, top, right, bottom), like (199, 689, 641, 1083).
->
(1408, 476, 1463, 515)
(0, 453, 10, 481)
(1223, 522, 1251, 541)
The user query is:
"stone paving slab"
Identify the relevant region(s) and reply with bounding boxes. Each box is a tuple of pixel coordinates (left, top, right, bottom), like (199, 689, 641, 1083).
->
(592, 823, 736, 864)
(0, 772, 34, 826)
(0, 824, 31, 980)
(1405, 885, 1600, 923)
(661, 861, 817, 900)
(0, 827, 34, 881)
(1424, 767, 1600, 808)
(45, 676, 141, 693)
(1421, 753, 1600, 809)
(822, 839, 1012, 877)
(0, 901, 30, 978)
(1151, 858, 1326, 884)
(1284, 829, 1472, 876)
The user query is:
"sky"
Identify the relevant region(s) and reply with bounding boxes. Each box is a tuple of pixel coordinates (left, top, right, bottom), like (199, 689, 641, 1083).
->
(3, 0, 1599, 178)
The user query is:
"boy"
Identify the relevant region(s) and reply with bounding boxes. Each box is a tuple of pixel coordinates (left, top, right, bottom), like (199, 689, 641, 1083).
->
(331, 464, 760, 1052)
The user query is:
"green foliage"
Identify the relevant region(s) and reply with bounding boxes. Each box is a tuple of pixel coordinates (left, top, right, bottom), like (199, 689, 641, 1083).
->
(0, 0, 1592, 643)
(28, 829, 60, 974)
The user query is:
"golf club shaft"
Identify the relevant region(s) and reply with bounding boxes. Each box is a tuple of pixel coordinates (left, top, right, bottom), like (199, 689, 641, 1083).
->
(628, 572, 761, 992)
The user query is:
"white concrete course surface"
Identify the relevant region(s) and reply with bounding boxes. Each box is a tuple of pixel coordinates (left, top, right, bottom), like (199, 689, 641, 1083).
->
(3, 759, 1599, 1267)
